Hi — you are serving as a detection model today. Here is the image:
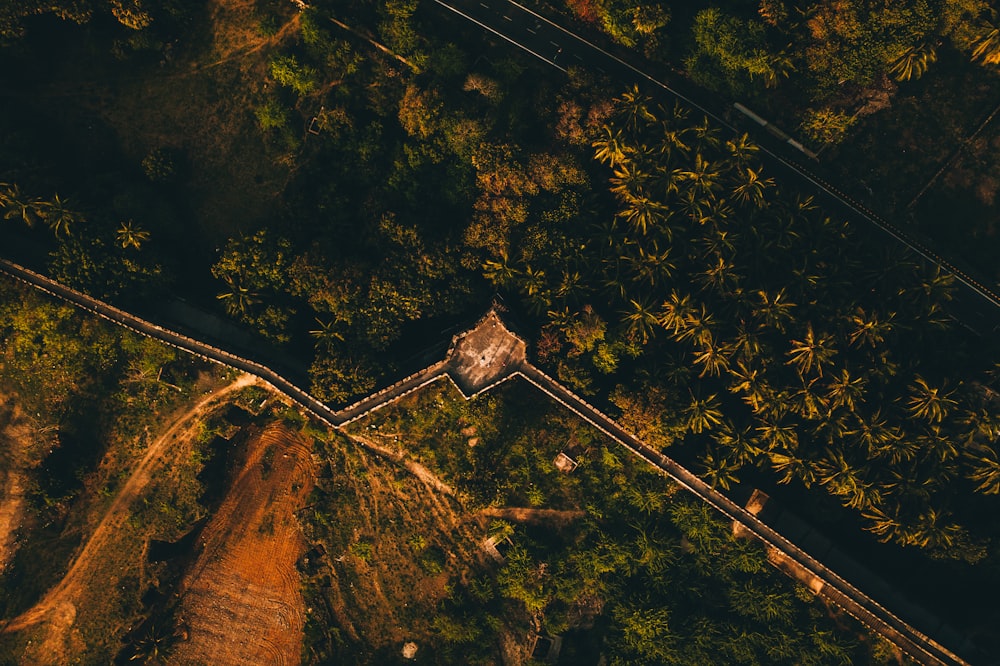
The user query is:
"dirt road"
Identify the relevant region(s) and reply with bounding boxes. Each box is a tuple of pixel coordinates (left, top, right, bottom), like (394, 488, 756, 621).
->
(0, 374, 259, 641)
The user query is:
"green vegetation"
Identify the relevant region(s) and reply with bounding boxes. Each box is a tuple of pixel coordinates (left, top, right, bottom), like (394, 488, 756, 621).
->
(0, 275, 229, 662)
(492, 88, 1000, 563)
(1, 0, 999, 658)
(304, 379, 886, 664)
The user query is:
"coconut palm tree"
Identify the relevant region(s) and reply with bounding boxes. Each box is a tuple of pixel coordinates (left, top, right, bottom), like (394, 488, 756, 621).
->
(609, 162, 649, 197)
(622, 297, 660, 344)
(971, 19, 1000, 65)
(816, 451, 875, 510)
(683, 393, 724, 434)
(658, 290, 695, 337)
(889, 43, 937, 80)
(848, 409, 900, 457)
(757, 418, 799, 452)
(39, 193, 81, 237)
(825, 368, 866, 412)
(712, 423, 762, 466)
(679, 153, 723, 200)
(675, 304, 716, 346)
(906, 376, 958, 423)
(753, 289, 796, 332)
(847, 307, 894, 348)
(593, 126, 629, 166)
(790, 377, 829, 420)
(618, 85, 656, 131)
(216, 275, 258, 316)
(309, 317, 345, 350)
(0, 183, 41, 227)
(727, 361, 770, 412)
(731, 167, 773, 207)
(786, 324, 837, 378)
(483, 252, 520, 288)
(692, 339, 732, 378)
(701, 449, 741, 490)
(768, 451, 815, 486)
(725, 133, 759, 166)
(621, 242, 674, 287)
(966, 447, 1000, 494)
(618, 192, 668, 236)
(117, 220, 151, 249)
(695, 253, 743, 296)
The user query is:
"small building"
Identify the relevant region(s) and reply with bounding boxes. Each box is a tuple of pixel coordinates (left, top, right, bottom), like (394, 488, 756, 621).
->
(529, 633, 563, 663)
(553, 451, 579, 473)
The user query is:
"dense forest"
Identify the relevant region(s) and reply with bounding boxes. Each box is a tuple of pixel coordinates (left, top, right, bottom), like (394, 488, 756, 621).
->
(0, 0, 999, 652)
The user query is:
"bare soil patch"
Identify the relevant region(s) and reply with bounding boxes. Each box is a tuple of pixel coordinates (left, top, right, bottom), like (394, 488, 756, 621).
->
(170, 422, 315, 666)
(0, 394, 37, 575)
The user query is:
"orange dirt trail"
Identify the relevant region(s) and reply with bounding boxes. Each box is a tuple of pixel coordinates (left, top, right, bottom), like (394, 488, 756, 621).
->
(0, 374, 259, 637)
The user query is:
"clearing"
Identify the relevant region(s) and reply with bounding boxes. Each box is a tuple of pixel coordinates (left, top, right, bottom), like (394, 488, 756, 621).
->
(171, 421, 315, 665)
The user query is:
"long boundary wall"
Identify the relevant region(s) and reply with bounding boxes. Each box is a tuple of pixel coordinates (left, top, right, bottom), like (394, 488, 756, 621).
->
(0, 258, 973, 665)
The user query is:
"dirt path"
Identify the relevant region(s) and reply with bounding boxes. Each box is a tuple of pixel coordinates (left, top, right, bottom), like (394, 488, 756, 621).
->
(0, 374, 259, 638)
(478, 506, 587, 526)
(347, 433, 456, 496)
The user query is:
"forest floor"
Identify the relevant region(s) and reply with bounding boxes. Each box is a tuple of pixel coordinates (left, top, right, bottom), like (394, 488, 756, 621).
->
(0, 373, 257, 664)
(170, 422, 314, 666)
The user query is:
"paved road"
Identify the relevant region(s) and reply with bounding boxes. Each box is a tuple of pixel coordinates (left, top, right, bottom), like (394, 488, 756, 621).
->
(433, 0, 1000, 323)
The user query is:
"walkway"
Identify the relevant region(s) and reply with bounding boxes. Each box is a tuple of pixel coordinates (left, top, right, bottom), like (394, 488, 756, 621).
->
(0, 258, 973, 665)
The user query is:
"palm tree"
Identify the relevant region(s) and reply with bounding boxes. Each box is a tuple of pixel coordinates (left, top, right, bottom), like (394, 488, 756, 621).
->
(658, 290, 695, 337)
(753, 289, 796, 332)
(757, 418, 799, 452)
(917, 424, 960, 463)
(889, 43, 937, 80)
(609, 162, 648, 197)
(116, 220, 151, 249)
(728, 361, 770, 413)
(847, 307, 894, 348)
(906, 376, 958, 423)
(679, 153, 722, 200)
(593, 126, 629, 166)
(815, 451, 875, 510)
(683, 393, 724, 434)
(786, 324, 837, 377)
(729, 324, 763, 365)
(966, 447, 1000, 494)
(731, 167, 773, 207)
(790, 377, 829, 420)
(712, 424, 762, 466)
(621, 242, 674, 287)
(848, 409, 900, 457)
(622, 297, 660, 344)
(483, 252, 520, 288)
(768, 451, 815, 487)
(701, 449, 741, 490)
(691, 116, 721, 148)
(674, 304, 716, 346)
(863, 503, 906, 543)
(216, 275, 258, 316)
(971, 20, 1000, 65)
(0, 183, 40, 227)
(618, 192, 668, 236)
(725, 133, 759, 166)
(692, 339, 732, 378)
(618, 85, 656, 131)
(309, 317, 345, 349)
(825, 368, 866, 412)
(39, 193, 81, 237)
(695, 253, 742, 296)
